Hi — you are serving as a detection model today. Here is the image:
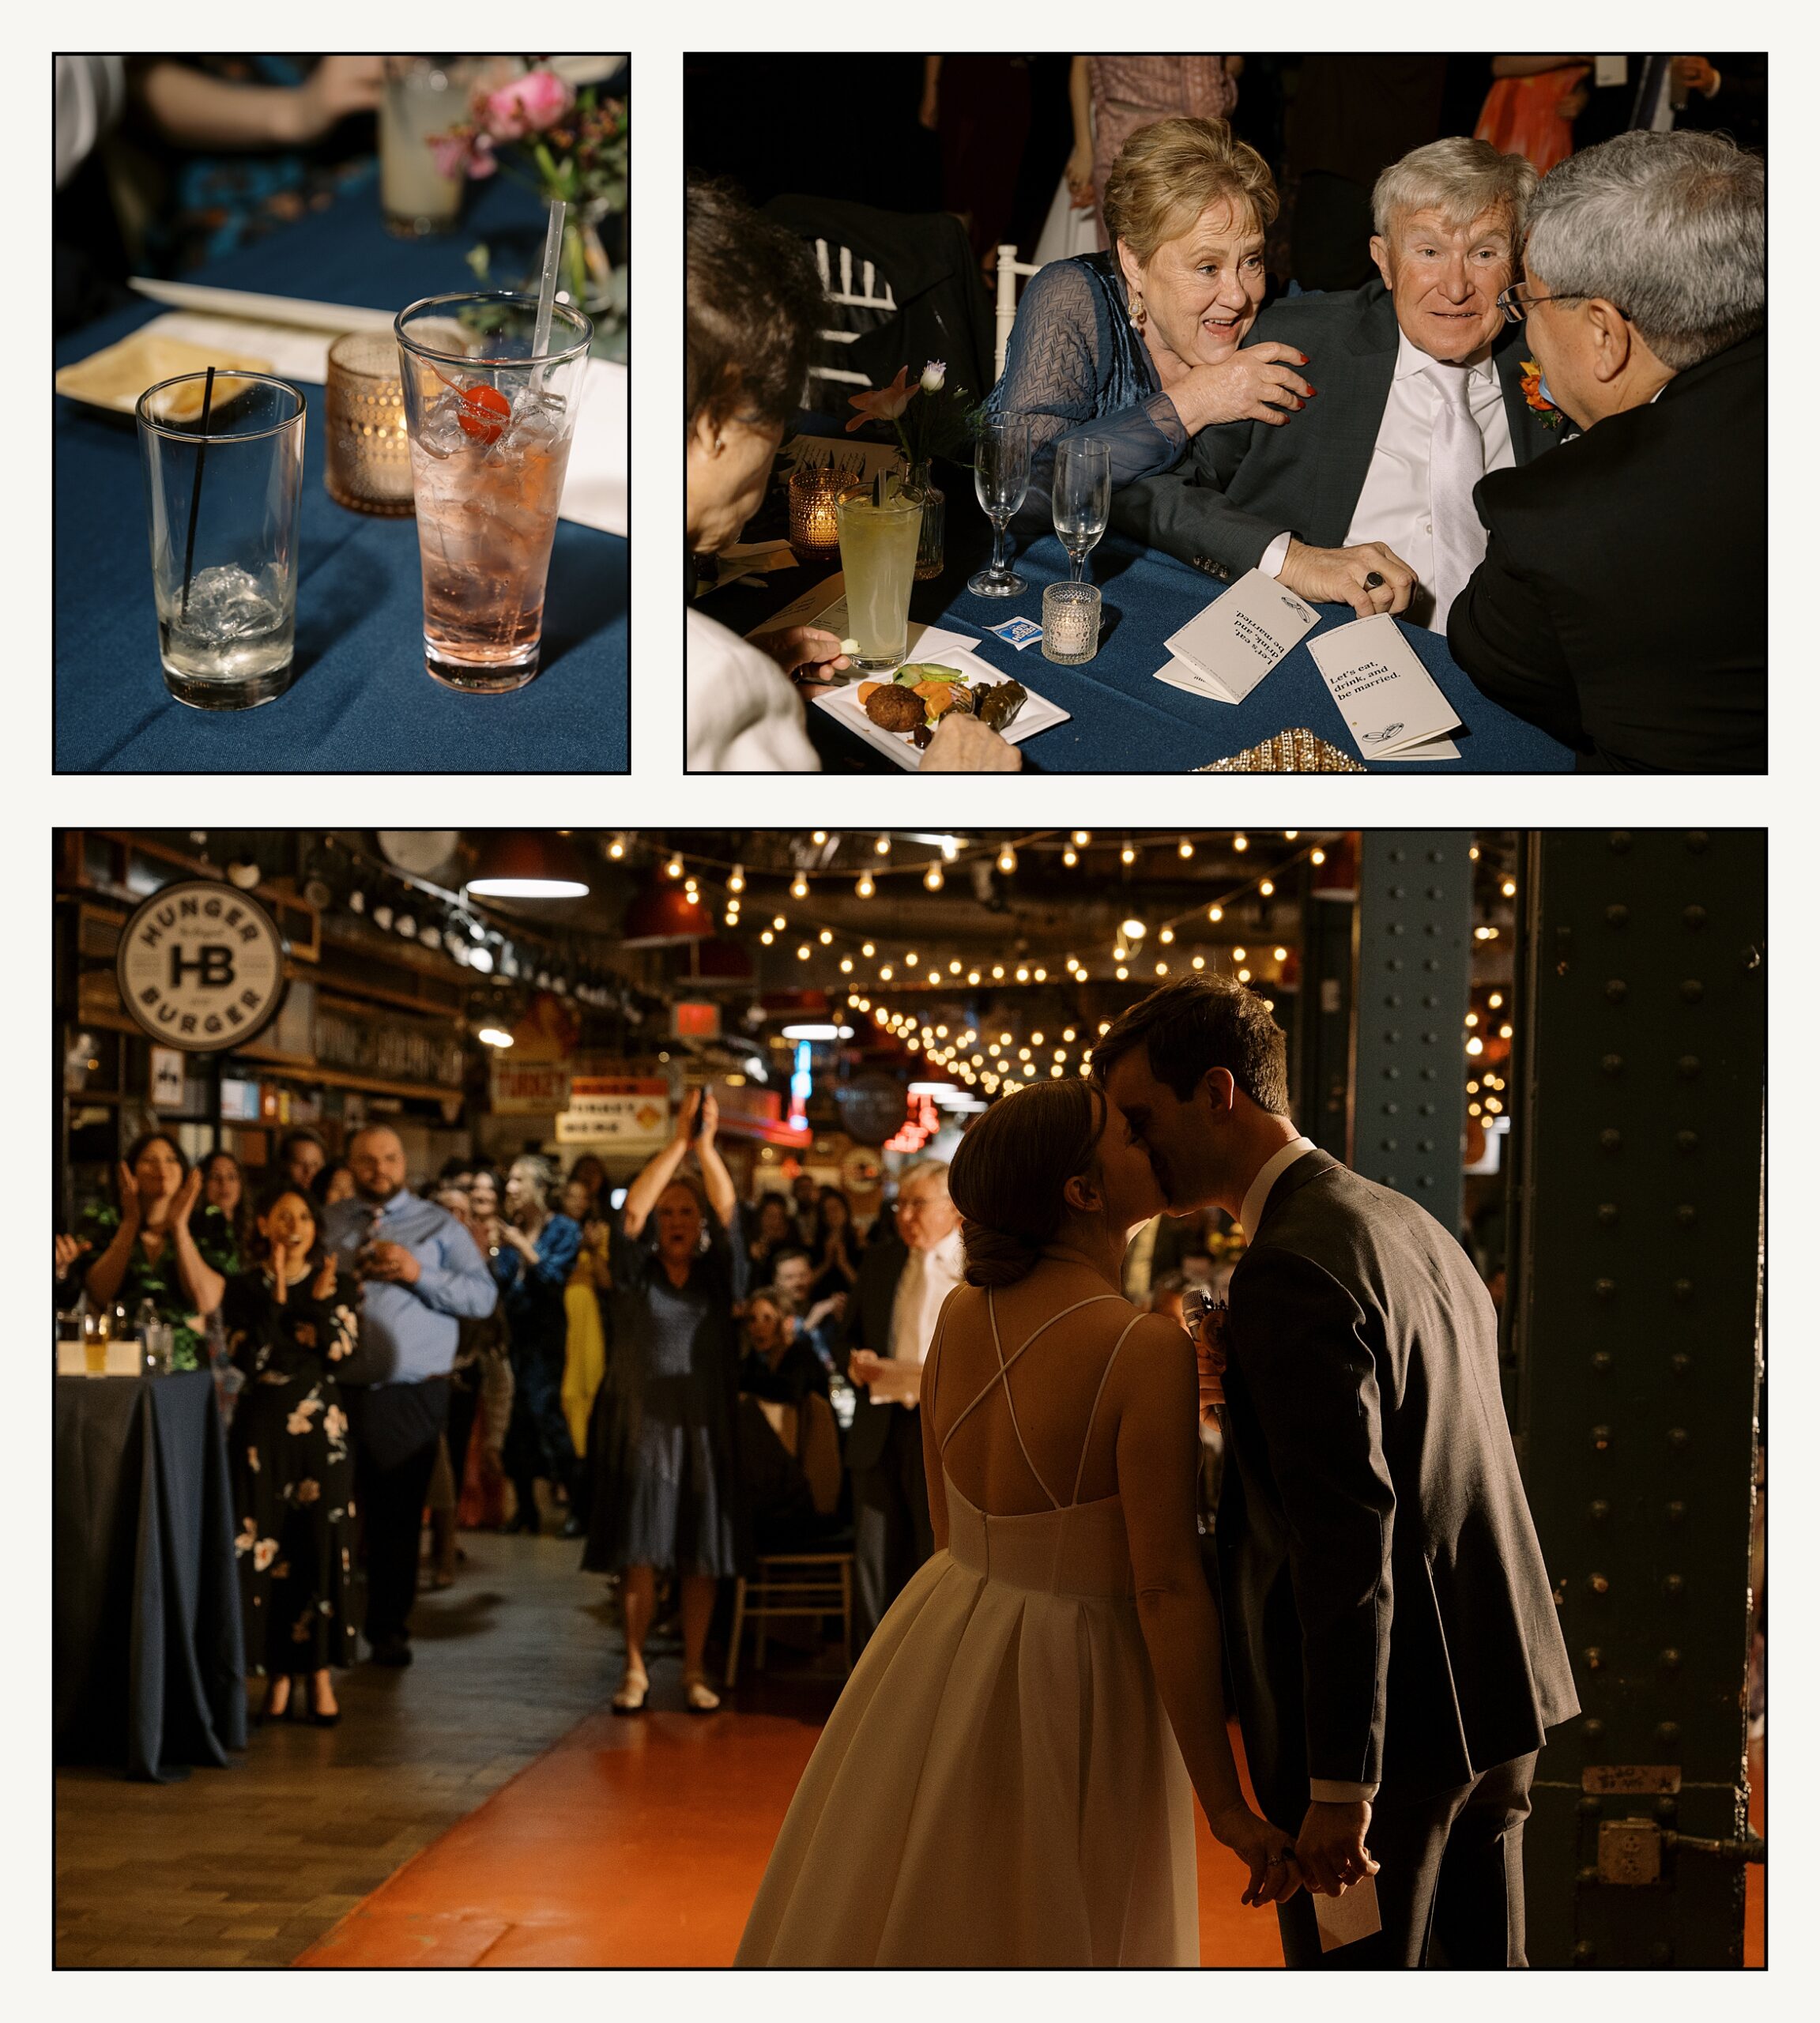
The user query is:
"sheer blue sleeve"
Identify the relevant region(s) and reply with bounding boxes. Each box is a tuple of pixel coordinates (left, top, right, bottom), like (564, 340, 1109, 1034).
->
(986, 259, 1190, 529)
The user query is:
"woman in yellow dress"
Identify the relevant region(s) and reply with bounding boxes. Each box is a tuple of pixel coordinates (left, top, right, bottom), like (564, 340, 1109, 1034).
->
(560, 1174, 610, 1522)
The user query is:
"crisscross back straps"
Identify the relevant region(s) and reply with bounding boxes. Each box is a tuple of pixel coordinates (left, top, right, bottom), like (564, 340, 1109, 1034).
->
(938, 1288, 1127, 1509)
(1068, 1310, 1148, 1505)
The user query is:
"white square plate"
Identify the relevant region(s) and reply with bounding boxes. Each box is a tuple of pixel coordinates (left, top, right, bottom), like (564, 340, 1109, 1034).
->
(808, 627, 1069, 769)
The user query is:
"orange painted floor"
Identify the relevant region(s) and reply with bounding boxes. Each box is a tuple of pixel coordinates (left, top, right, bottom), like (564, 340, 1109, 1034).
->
(298, 1691, 1765, 1970)
(297, 1698, 1284, 1968)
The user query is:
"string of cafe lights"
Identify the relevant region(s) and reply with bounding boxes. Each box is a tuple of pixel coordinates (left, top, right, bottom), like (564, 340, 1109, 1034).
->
(606, 830, 1325, 999)
(586, 830, 1331, 1101)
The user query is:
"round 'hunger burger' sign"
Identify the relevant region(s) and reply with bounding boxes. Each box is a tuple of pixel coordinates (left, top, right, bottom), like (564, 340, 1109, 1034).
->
(115, 879, 287, 1052)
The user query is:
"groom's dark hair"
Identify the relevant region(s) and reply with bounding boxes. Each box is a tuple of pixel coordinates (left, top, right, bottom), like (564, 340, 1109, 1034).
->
(1090, 978, 1290, 1113)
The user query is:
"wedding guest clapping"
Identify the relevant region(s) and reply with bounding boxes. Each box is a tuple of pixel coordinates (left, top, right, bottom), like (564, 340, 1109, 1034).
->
(583, 1091, 748, 1714)
(989, 117, 1311, 526)
(1449, 130, 1765, 771)
(222, 1185, 361, 1725)
(81, 1132, 235, 1371)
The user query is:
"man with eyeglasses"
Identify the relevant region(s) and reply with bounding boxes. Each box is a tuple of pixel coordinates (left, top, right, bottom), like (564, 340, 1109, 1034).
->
(1449, 130, 1765, 773)
(1111, 137, 1560, 631)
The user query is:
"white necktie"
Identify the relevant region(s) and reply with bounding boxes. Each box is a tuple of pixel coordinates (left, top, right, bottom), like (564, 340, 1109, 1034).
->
(1425, 360, 1488, 629)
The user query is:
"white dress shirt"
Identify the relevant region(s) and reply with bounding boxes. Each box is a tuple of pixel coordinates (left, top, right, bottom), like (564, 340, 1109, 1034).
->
(1236, 1136, 1377, 1803)
(884, 1226, 967, 1409)
(1239, 1136, 1317, 1238)
(1262, 330, 1514, 633)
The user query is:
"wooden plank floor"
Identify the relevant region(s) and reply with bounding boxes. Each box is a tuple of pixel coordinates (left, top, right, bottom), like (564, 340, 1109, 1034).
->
(54, 1531, 623, 1968)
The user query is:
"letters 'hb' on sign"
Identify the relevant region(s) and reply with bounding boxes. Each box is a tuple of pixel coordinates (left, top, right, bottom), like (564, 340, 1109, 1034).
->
(114, 878, 288, 1053)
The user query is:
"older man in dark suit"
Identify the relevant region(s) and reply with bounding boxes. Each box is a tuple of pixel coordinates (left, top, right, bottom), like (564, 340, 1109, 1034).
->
(1095, 978, 1579, 1968)
(1449, 130, 1765, 772)
(839, 1159, 964, 1651)
(1112, 138, 1558, 632)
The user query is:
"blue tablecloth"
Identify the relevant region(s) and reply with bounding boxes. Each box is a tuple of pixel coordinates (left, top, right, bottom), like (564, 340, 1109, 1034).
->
(55, 175, 627, 771)
(54, 1370, 247, 1782)
(805, 531, 1574, 774)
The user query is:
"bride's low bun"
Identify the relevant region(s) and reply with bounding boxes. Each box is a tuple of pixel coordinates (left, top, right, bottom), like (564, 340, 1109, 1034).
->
(960, 1221, 1046, 1289)
(948, 1081, 1106, 1289)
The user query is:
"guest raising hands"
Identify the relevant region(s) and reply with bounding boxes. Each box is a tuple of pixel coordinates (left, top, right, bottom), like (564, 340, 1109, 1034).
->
(584, 1091, 749, 1714)
(80, 1132, 236, 1371)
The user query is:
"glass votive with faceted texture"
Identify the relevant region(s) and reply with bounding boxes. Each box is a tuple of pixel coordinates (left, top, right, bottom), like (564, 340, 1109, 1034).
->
(1042, 580, 1101, 665)
(788, 464, 846, 559)
(324, 331, 415, 515)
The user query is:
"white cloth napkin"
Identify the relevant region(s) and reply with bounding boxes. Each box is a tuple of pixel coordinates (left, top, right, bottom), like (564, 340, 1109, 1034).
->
(560, 358, 627, 538)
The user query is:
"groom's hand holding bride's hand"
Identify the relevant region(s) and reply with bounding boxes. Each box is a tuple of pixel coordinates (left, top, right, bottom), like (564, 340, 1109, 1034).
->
(1294, 1801, 1381, 1897)
(1208, 1804, 1303, 1907)
(848, 1350, 882, 1388)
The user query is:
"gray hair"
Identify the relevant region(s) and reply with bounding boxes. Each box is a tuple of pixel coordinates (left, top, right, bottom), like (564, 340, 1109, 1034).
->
(507, 1155, 553, 1211)
(895, 1158, 951, 1196)
(1523, 130, 1764, 371)
(1372, 137, 1538, 244)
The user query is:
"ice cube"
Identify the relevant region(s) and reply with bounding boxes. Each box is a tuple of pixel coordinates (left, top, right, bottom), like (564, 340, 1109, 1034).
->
(414, 388, 475, 461)
(498, 387, 567, 454)
(176, 564, 283, 642)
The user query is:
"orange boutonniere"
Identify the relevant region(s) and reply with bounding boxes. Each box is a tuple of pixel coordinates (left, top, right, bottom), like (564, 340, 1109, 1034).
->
(1520, 358, 1566, 429)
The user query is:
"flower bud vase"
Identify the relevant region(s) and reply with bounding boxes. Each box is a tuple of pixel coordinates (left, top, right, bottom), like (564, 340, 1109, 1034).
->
(902, 461, 945, 581)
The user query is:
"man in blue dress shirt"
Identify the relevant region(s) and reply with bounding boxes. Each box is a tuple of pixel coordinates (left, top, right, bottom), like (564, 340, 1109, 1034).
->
(326, 1125, 497, 1665)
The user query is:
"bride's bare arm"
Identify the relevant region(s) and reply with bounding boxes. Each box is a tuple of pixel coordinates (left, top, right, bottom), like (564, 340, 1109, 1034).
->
(920, 1372, 949, 1552)
(1117, 1319, 1302, 1904)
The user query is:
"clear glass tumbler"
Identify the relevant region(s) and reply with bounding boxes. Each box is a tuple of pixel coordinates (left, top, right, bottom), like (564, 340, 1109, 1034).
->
(836, 485, 923, 672)
(136, 371, 306, 710)
(395, 292, 593, 693)
(381, 57, 465, 237)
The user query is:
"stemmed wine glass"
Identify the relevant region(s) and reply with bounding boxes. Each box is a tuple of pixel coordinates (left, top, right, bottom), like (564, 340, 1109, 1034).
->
(967, 414, 1031, 598)
(1052, 435, 1111, 584)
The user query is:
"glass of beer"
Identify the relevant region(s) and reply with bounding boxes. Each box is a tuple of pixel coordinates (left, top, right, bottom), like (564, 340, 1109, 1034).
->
(81, 1305, 111, 1377)
(835, 485, 922, 673)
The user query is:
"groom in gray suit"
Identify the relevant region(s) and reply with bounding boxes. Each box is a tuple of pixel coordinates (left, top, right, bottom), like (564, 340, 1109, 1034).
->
(1111, 138, 1561, 631)
(1095, 978, 1578, 1968)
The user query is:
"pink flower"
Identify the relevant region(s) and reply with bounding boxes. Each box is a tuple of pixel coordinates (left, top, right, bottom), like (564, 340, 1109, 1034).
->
(431, 134, 473, 180)
(481, 70, 575, 143)
(846, 367, 917, 433)
(467, 133, 498, 179)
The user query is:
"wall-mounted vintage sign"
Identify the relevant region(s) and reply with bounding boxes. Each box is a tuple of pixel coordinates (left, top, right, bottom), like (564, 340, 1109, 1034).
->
(115, 879, 287, 1053)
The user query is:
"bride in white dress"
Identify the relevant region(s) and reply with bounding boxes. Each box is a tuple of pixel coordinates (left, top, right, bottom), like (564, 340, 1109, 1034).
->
(736, 1079, 1302, 1966)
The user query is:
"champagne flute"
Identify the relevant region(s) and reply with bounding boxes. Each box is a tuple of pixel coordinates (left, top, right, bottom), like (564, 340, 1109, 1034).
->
(1053, 435, 1111, 584)
(967, 414, 1031, 598)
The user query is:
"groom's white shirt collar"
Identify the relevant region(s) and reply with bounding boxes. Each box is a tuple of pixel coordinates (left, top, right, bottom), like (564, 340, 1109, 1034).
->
(1239, 1136, 1317, 1240)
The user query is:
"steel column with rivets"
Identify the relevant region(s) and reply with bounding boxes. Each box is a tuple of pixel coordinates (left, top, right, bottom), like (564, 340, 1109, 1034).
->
(1507, 830, 1765, 1968)
(1351, 832, 1471, 1230)
(1294, 860, 1354, 1161)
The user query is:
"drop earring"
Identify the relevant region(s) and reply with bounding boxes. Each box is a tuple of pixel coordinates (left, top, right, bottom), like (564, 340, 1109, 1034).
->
(1128, 290, 1146, 333)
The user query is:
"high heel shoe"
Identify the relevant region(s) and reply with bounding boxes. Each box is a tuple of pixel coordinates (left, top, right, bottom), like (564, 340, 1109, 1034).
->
(610, 1669, 650, 1716)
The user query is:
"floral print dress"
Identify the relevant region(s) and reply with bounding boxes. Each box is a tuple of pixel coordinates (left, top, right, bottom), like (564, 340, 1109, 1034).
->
(221, 1264, 360, 1676)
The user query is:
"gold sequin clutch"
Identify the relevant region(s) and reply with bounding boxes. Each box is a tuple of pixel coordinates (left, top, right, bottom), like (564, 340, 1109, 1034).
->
(1196, 728, 1366, 773)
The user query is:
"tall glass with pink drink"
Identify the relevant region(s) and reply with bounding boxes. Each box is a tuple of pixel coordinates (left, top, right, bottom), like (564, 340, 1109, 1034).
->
(395, 292, 593, 693)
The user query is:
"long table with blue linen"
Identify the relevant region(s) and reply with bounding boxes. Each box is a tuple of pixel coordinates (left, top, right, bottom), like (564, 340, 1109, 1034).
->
(55, 175, 627, 773)
(54, 1369, 247, 1783)
(804, 531, 1573, 774)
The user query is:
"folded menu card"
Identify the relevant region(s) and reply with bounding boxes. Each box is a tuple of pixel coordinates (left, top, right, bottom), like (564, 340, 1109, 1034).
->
(1153, 569, 1319, 703)
(1305, 615, 1461, 761)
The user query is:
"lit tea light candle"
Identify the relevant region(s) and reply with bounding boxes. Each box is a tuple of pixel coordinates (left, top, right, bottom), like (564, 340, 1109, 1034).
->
(789, 466, 846, 557)
(1042, 582, 1101, 664)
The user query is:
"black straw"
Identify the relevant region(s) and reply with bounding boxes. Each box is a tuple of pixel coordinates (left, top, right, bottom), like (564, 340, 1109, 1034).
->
(179, 366, 217, 623)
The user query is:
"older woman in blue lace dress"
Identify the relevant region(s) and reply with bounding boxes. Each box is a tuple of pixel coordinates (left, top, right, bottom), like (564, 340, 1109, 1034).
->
(988, 117, 1313, 529)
